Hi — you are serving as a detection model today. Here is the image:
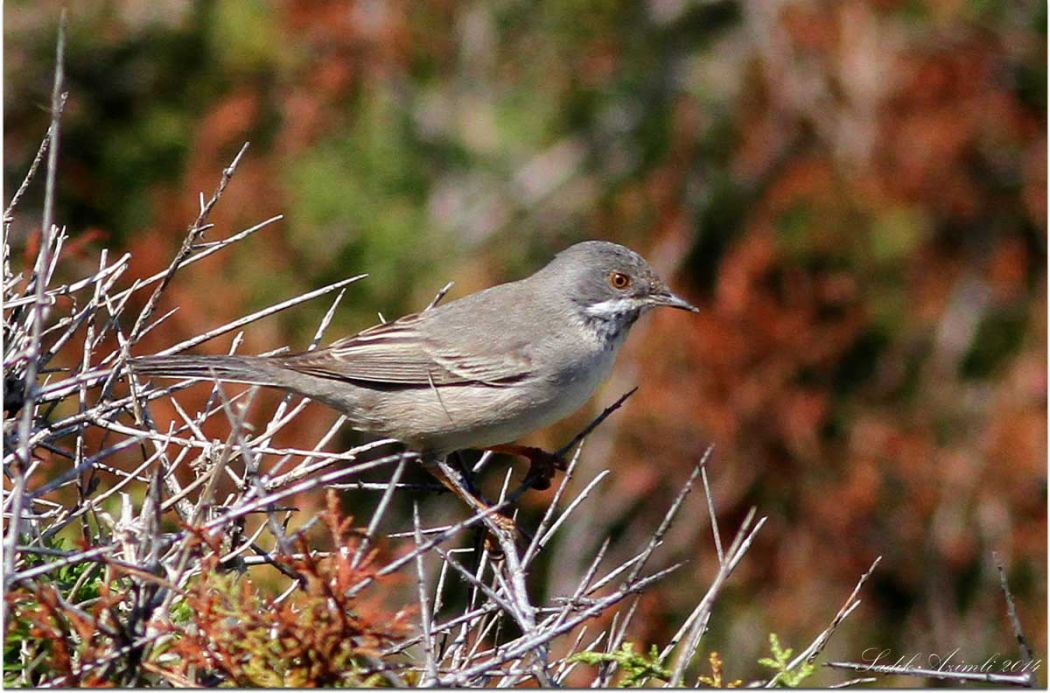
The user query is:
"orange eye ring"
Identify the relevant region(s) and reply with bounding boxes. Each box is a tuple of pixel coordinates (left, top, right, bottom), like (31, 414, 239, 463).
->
(608, 271, 631, 290)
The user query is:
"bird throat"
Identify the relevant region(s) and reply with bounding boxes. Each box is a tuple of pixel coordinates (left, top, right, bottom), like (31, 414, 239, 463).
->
(582, 300, 641, 347)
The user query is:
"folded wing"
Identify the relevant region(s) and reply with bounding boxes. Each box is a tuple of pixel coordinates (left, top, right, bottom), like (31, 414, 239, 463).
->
(278, 313, 533, 388)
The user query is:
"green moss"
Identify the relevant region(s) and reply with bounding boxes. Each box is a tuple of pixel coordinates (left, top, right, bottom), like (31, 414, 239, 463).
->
(207, 1, 283, 74)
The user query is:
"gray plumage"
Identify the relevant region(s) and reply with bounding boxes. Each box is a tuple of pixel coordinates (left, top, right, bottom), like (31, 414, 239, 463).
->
(131, 241, 697, 454)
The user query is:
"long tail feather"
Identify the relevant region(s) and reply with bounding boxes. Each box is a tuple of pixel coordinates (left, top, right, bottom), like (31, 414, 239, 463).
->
(130, 355, 280, 387)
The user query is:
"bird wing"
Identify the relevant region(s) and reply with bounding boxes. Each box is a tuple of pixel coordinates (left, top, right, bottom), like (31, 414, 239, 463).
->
(278, 313, 533, 388)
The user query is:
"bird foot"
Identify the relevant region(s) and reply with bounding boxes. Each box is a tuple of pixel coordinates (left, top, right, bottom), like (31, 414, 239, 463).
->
(484, 444, 568, 491)
(482, 511, 534, 560)
(488, 511, 519, 536)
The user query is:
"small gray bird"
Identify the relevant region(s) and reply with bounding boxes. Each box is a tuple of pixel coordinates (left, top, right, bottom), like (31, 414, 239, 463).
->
(132, 241, 696, 515)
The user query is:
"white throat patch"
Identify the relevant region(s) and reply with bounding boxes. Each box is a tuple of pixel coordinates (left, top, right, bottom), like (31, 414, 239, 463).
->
(584, 297, 645, 319)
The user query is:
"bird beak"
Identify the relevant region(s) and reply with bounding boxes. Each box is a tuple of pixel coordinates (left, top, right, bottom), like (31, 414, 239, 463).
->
(649, 290, 699, 313)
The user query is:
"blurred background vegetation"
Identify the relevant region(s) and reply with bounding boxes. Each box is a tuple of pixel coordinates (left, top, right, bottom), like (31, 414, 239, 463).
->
(5, 0, 1045, 684)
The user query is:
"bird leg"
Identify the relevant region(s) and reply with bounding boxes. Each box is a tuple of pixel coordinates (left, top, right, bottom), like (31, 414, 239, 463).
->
(421, 455, 519, 538)
(484, 444, 568, 491)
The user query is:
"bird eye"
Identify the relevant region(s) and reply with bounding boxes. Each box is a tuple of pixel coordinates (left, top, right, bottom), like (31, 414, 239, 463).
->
(608, 271, 631, 290)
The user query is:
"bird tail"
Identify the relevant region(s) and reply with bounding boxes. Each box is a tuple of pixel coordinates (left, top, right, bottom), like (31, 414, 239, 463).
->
(130, 354, 282, 387)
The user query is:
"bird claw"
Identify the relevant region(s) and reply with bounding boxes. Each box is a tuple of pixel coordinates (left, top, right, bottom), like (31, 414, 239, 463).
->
(482, 512, 534, 560)
(489, 512, 519, 535)
(522, 448, 568, 490)
(484, 444, 568, 491)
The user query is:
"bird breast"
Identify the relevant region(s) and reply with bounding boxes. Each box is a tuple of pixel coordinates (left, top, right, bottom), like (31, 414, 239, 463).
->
(533, 323, 625, 427)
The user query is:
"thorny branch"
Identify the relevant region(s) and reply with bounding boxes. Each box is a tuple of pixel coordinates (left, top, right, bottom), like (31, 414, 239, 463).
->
(4, 21, 1037, 687)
